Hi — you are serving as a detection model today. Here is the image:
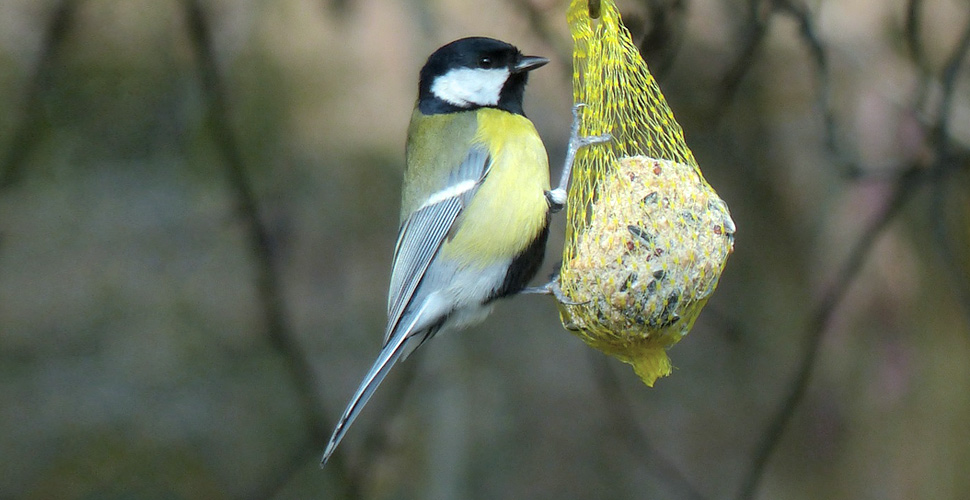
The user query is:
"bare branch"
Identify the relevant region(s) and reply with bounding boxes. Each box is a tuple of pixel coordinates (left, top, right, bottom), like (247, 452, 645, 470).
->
(714, 0, 772, 121)
(933, 10, 970, 152)
(774, 0, 858, 178)
(929, 13, 970, 327)
(0, 0, 79, 189)
(734, 167, 925, 500)
(181, 1, 352, 497)
(904, 0, 928, 72)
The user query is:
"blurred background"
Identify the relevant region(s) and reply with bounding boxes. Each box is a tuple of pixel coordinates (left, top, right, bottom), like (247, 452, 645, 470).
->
(1, 0, 969, 498)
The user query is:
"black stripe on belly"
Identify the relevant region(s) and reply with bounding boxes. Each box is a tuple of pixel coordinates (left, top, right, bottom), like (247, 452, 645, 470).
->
(489, 218, 550, 301)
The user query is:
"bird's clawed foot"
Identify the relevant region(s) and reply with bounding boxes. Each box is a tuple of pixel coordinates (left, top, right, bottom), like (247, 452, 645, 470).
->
(522, 275, 588, 306)
(547, 103, 612, 213)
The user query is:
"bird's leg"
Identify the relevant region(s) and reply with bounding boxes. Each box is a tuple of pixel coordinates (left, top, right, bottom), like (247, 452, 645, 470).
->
(546, 103, 612, 213)
(531, 104, 610, 303)
(522, 275, 587, 305)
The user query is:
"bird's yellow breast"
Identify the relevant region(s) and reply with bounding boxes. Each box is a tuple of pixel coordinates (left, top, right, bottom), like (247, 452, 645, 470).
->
(442, 108, 551, 265)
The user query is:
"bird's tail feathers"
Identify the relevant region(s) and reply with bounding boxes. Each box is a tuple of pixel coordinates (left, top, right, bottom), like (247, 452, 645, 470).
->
(320, 323, 417, 467)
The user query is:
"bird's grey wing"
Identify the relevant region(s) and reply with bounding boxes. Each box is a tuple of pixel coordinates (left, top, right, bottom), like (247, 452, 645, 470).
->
(383, 145, 491, 346)
(321, 145, 491, 467)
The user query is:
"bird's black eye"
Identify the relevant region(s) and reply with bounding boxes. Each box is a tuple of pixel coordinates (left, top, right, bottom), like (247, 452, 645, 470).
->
(478, 56, 493, 68)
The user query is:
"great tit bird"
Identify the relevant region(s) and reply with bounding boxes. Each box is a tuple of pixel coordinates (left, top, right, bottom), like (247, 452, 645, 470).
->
(321, 37, 559, 466)
(320, 36, 614, 465)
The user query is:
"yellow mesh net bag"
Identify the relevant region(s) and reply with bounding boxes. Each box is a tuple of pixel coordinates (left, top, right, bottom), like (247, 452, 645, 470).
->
(559, 0, 736, 386)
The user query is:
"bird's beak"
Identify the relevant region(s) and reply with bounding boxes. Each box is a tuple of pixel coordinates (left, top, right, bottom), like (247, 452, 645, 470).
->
(513, 55, 550, 73)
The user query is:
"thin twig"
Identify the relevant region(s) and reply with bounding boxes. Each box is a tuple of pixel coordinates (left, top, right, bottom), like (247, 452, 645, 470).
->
(904, 0, 928, 71)
(181, 1, 354, 497)
(0, 0, 79, 189)
(932, 10, 970, 151)
(630, 0, 688, 80)
(734, 166, 925, 500)
(714, 0, 771, 122)
(928, 14, 970, 326)
(736, 6, 970, 496)
(904, 0, 938, 121)
(774, 0, 857, 178)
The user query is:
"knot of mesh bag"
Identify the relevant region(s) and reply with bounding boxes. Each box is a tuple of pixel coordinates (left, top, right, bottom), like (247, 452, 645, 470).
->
(559, 0, 735, 386)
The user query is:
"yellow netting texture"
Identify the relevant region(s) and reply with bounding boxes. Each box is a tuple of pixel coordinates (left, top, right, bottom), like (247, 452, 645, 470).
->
(559, 0, 735, 386)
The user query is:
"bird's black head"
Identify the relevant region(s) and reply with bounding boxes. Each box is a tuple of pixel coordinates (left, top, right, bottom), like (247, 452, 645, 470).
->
(417, 37, 549, 116)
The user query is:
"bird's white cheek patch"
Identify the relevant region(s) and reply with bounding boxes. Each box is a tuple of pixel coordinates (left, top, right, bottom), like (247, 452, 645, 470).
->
(431, 67, 510, 107)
